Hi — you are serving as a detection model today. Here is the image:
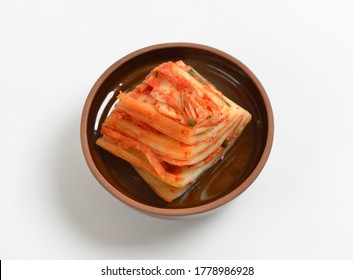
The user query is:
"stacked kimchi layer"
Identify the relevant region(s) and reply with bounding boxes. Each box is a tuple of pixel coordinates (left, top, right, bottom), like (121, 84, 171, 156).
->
(96, 61, 252, 202)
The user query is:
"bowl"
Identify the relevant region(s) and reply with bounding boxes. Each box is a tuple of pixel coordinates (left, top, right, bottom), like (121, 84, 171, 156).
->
(80, 43, 274, 217)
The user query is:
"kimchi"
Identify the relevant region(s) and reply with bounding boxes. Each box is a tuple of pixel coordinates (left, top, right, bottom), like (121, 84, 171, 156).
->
(96, 61, 252, 202)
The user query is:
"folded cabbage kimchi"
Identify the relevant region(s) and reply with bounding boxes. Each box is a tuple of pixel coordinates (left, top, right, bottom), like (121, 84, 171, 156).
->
(96, 61, 252, 202)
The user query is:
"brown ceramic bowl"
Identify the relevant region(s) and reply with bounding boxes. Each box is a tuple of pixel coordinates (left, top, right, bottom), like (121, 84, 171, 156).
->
(80, 43, 274, 217)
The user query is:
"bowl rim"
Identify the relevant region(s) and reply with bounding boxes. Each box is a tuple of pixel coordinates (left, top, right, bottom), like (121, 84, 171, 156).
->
(80, 42, 274, 216)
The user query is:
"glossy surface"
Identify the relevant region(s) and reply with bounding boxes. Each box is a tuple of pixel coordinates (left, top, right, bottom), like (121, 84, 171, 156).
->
(81, 43, 274, 216)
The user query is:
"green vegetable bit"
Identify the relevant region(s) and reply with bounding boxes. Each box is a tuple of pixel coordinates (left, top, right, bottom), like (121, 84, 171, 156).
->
(188, 69, 196, 76)
(221, 139, 229, 148)
(187, 119, 196, 127)
(188, 68, 207, 85)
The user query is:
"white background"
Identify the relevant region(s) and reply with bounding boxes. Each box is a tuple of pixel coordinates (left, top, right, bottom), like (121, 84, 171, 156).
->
(1, 0, 352, 260)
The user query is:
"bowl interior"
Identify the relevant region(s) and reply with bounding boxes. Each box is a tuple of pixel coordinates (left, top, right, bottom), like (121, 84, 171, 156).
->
(84, 44, 271, 212)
